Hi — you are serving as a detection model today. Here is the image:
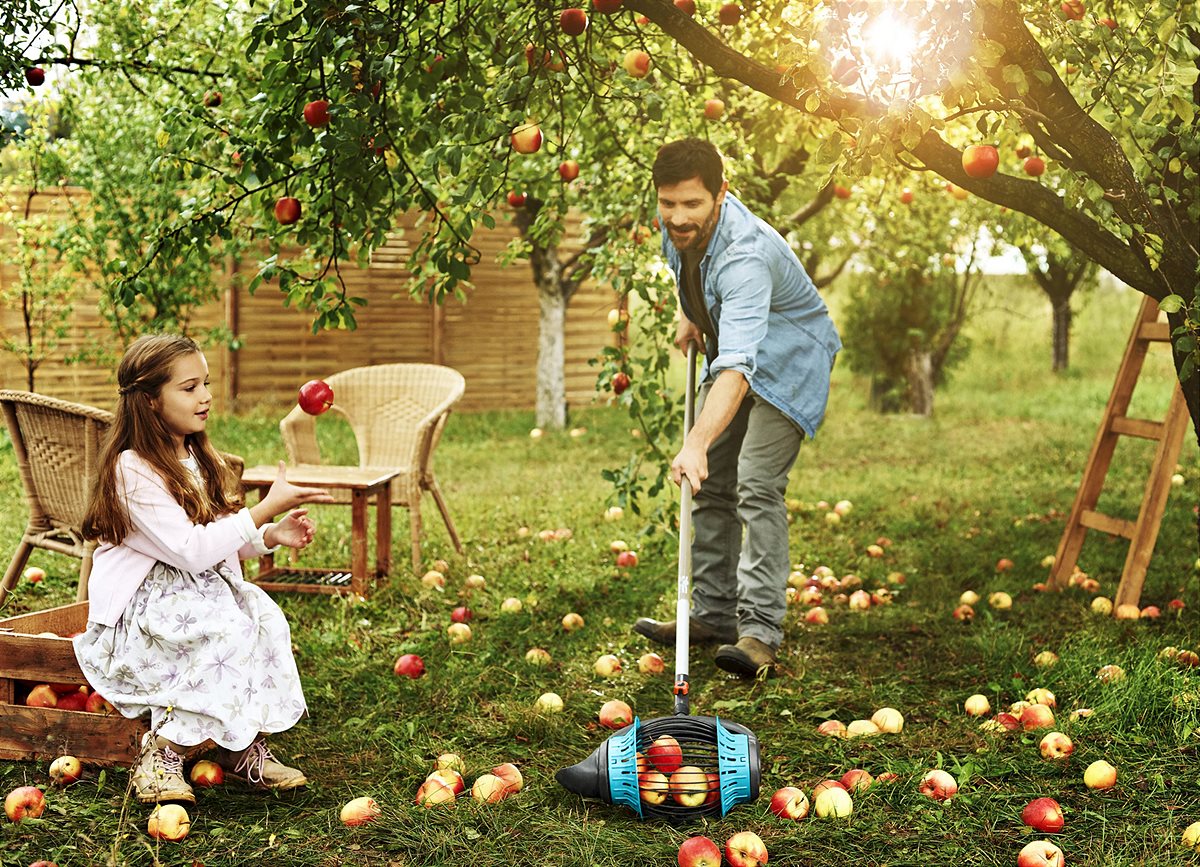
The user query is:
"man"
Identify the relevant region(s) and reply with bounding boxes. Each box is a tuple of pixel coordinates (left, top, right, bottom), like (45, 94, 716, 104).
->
(633, 138, 841, 677)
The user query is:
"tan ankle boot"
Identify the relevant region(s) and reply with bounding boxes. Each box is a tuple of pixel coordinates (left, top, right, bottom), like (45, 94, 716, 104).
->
(131, 735, 195, 804)
(215, 739, 307, 791)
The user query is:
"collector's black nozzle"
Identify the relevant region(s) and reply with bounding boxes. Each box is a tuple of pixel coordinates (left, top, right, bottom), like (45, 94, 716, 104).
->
(554, 741, 608, 800)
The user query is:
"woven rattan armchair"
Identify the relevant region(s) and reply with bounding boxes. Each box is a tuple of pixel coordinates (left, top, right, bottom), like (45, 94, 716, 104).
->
(0, 390, 246, 604)
(279, 363, 465, 572)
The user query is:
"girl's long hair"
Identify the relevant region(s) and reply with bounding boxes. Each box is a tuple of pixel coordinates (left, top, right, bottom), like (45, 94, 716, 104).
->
(82, 334, 242, 544)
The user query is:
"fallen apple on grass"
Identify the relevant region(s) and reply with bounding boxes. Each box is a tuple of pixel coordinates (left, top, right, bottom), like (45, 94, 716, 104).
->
(561, 612, 585, 631)
(500, 597, 523, 614)
(415, 776, 457, 807)
(1182, 820, 1200, 850)
(840, 769, 874, 792)
(1091, 596, 1113, 615)
(1021, 797, 1065, 833)
(471, 773, 510, 803)
(5, 785, 46, 821)
(421, 569, 446, 589)
(1026, 687, 1057, 707)
(1017, 839, 1065, 867)
(871, 707, 904, 733)
(677, 835, 723, 867)
(146, 803, 191, 841)
(918, 769, 958, 801)
(953, 603, 975, 622)
(535, 692, 564, 713)
(1096, 664, 1125, 683)
(725, 830, 769, 866)
(525, 647, 552, 666)
(492, 763, 524, 794)
(394, 653, 425, 678)
(816, 719, 846, 737)
(638, 652, 665, 674)
(964, 694, 991, 716)
(23, 566, 45, 583)
(599, 699, 633, 729)
(768, 785, 809, 820)
(846, 719, 881, 738)
(616, 550, 639, 568)
(340, 795, 382, 825)
(1021, 704, 1056, 731)
(988, 591, 1013, 610)
(1034, 651, 1060, 668)
(814, 785, 853, 817)
(1083, 759, 1117, 790)
(1039, 732, 1074, 760)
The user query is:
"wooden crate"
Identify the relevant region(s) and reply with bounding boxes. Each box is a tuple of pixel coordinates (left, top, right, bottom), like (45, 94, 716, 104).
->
(0, 601, 146, 765)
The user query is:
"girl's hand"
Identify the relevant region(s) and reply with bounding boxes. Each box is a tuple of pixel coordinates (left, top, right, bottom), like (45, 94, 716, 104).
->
(262, 461, 336, 515)
(264, 509, 317, 550)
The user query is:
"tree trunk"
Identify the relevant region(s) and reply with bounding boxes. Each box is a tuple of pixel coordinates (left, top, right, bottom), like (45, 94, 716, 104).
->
(1051, 298, 1071, 373)
(905, 350, 935, 417)
(535, 276, 567, 430)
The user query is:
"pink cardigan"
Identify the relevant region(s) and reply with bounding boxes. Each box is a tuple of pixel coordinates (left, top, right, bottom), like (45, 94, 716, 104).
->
(86, 450, 273, 627)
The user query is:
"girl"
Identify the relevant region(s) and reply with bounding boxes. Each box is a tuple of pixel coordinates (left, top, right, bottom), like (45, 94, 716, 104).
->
(76, 334, 334, 805)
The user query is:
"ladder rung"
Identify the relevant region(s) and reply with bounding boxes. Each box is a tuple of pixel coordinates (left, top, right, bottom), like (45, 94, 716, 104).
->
(1109, 416, 1165, 440)
(1137, 321, 1170, 341)
(1079, 510, 1137, 540)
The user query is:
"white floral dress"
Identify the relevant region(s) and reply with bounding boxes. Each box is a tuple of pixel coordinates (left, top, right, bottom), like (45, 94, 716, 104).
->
(73, 461, 307, 751)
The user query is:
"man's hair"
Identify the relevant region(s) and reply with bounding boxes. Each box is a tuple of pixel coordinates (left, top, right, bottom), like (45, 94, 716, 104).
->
(652, 138, 725, 197)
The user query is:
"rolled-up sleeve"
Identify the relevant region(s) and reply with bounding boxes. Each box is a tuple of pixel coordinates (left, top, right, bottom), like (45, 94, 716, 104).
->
(710, 250, 771, 380)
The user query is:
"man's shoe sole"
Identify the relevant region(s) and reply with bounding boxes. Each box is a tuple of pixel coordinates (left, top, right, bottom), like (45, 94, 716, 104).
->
(633, 619, 735, 647)
(713, 645, 775, 678)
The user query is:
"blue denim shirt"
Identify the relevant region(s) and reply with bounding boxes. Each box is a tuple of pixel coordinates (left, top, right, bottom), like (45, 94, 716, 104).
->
(662, 193, 842, 438)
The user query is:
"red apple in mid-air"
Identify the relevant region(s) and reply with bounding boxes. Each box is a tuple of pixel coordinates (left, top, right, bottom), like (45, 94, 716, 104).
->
(394, 653, 426, 678)
(725, 831, 768, 867)
(962, 144, 999, 179)
(1024, 156, 1046, 176)
(274, 196, 302, 225)
(511, 123, 543, 154)
(303, 99, 331, 128)
(559, 8, 589, 35)
(5, 786, 46, 822)
(298, 379, 334, 415)
(768, 785, 810, 819)
(507, 191, 527, 208)
(677, 835, 723, 867)
(1021, 797, 1065, 833)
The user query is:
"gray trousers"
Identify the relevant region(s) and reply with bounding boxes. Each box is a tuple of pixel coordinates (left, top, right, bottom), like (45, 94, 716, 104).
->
(689, 382, 804, 649)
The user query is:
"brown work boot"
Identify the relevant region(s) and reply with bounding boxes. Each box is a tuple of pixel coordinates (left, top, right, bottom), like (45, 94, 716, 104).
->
(714, 637, 778, 678)
(213, 739, 308, 791)
(633, 617, 737, 647)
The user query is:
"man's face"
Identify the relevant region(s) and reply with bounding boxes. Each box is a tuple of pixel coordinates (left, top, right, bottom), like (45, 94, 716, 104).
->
(656, 176, 727, 252)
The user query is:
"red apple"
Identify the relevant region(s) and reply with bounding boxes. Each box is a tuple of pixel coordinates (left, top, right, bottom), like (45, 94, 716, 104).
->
(303, 99, 331, 128)
(962, 144, 999, 179)
(612, 372, 631, 395)
(703, 98, 725, 120)
(558, 160, 580, 182)
(1039, 731, 1074, 760)
(1061, 0, 1085, 22)
(511, 123, 543, 154)
(1021, 797, 1065, 833)
(1021, 704, 1056, 731)
(647, 735, 683, 774)
(918, 769, 958, 801)
(1098, 16, 1116, 29)
(718, 3, 742, 25)
(669, 765, 708, 807)
(899, 188, 914, 205)
(559, 8, 589, 35)
(996, 557, 1015, 571)
(638, 770, 669, 805)
(599, 699, 633, 729)
(638, 652, 665, 674)
(1024, 156, 1046, 176)
(725, 831, 768, 867)
(622, 49, 651, 78)
(274, 196, 301, 225)
(25, 684, 57, 708)
(492, 762, 524, 794)
(616, 550, 639, 568)
(678, 836, 722, 867)
(769, 785, 810, 819)
(147, 803, 191, 841)
(415, 776, 457, 807)
(203, 90, 222, 107)
(25, 67, 46, 86)
(340, 795, 381, 825)
(450, 606, 473, 623)
(507, 191, 527, 208)
(56, 692, 87, 711)
(48, 755, 82, 786)
(85, 692, 114, 714)
(833, 184, 852, 199)
(4, 785, 45, 822)
(1017, 840, 1065, 867)
(394, 653, 426, 678)
(189, 759, 224, 787)
(593, 0, 624, 12)
(840, 769, 874, 792)
(673, 0, 697, 14)
(1015, 144, 1032, 158)
(297, 378, 334, 415)
(23, 566, 45, 582)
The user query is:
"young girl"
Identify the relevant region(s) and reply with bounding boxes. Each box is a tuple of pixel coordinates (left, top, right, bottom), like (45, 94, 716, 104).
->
(76, 334, 334, 805)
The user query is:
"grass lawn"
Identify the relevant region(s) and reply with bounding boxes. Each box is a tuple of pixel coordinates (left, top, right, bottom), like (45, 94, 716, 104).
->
(1, 279, 1198, 866)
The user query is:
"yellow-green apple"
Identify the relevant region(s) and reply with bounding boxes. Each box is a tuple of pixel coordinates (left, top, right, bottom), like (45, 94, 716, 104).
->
(846, 719, 880, 738)
(988, 591, 1013, 609)
(840, 769, 874, 792)
(768, 785, 809, 819)
(718, 2, 742, 24)
(462, 574, 486, 591)
(429, 558, 449, 572)
(947, 183, 969, 200)
(447, 622, 472, 643)
(725, 831, 768, 866)
(274, 196, 302, 225)
(471, 773, 509, 803)
(1159, 646, 1180, 661)
(918, 769, 957, 801)
(1034, 651, 1059, 668)
(1181, 821, 1200, 850)
(848, 590, 871, 611)
(609, 539, 629, 554)
(85, 692, 114, 714)
(525, 647, 551, 665)
(959, 590, 980, 605)
(559, 160, 580, 182)
(805, 606, 829, 625)
(1025, 688, 1056, 707)
(704, 98, 725, 120)
(1114, 603, 1140, 620)
(996, 557, 1015, 572)
(678, 835, 723, 867)
(638, 652, 665, 674)
(669, 765, 708, 807)
(622, 49, 651, 78)
(1018, 840, 1065, 867)
(492, 763, 523, 794)
(797, 587, 822, 606)
(25, 684, 57, 708)
(561, 612, 585, 631)
(647, 735, 683, 774)
(535, 692, 563, 712)
(415, 776, 457, 807)
(899, 189, 914, 205)
(297, 379, 333, 414)
(1083, 759, 1117, 790)
(604, 505, 624, 521)
(500, 597, 523, 614)
(866, 543, 885, 558)
(421, 569, 446, 588)
(147, 803, 190, 841)
(953, 603, 975, 622)
(560, 7, 589, 34)
(394, 653, 425, 678)
(1096, 664, 1125, 683)
(593, 654, 622, 677)
(435, 753, 465, 774)
(511, 123, 543, 154)
(616, 551, 638, 568)
(638, 770, 669, 805)
(1069, 708, 1093, 721)
(833, 499, 852, 515)
(1091, 596, 1113, 615)
(1021, 797, 1064, 833)
(1039, 731, 1074, 760)
(187, 759, 223, 787)
(23, 566, 45, 582)
(1060, 0, 1085, 20)
(5, 786, 45, 822)
(599, 699, 633, 729)
(1021, 704, 1056, 731)
(839, 574, 862, 590)
(816, 719, 846, 737)
(340, 796, 381, 825)
(871, 707, 904, 733)
(813, 786, 853, 817)
(450, 606, 473, 624)
(673, 0, 697, 14)
(1024, 156, 1046, 176)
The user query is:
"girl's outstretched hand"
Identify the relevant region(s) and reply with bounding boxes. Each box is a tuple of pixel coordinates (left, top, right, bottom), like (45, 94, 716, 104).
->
(265, 509, 317, 550)
(264, 460, 336, 513)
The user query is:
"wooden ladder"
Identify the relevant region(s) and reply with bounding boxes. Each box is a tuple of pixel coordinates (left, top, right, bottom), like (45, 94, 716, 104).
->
(1047, 295, 1191, 608)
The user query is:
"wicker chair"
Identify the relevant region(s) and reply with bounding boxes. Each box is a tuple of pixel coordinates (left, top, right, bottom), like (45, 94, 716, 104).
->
(0, 390, 247, 604)
(278, 363, 465, 571)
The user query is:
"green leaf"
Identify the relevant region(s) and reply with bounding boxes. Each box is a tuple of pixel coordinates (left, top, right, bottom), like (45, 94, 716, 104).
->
(1158, 294, 1185, 314)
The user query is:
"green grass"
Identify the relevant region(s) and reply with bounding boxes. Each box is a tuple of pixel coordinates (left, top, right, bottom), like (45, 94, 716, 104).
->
(1, 279, 1198, 867)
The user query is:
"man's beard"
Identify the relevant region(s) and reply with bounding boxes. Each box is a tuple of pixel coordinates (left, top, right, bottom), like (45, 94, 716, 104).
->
(666, 204, 719, 251)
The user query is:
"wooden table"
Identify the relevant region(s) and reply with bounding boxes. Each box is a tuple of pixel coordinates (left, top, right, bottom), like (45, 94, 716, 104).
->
(240, 464, 397, 598)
